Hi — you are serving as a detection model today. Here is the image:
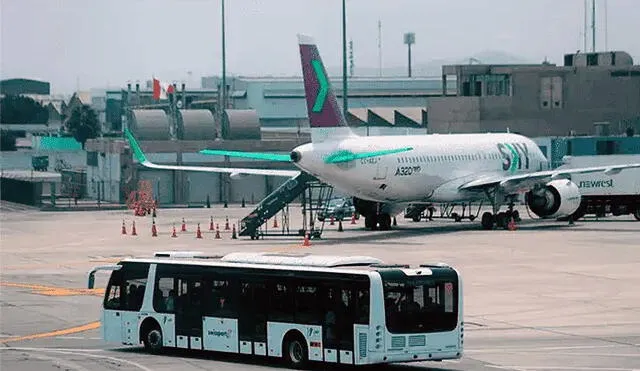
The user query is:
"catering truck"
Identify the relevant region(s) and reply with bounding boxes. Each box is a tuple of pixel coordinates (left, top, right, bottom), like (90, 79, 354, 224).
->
(556, 155, 640, 221)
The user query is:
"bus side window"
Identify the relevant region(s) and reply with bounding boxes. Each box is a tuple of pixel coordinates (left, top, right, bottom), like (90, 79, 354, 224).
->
(269, 281, 294, 322)
(294, 280, 320, 325)
(209, 278, 234, 317)
(104, 270, 123, 310)
(356, 287, 370, 324)
(121, 263, 149, 311)
(153, 277, 175, 313)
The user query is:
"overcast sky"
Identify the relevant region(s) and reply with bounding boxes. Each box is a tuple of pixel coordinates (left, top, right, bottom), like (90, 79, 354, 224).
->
(2, 0, 638, 94)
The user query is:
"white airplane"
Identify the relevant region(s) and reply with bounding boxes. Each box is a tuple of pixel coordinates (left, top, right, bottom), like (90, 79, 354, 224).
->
(125, 34, 640, 231)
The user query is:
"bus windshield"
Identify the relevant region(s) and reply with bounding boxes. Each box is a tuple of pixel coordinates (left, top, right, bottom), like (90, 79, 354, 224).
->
(380, 271, 458, 334)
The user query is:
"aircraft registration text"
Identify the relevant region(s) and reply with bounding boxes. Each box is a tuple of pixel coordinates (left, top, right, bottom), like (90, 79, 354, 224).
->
(360, 158, 379, 165)
(395, 166, 421, 176)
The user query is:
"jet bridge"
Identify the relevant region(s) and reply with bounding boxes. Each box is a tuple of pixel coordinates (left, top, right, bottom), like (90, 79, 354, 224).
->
(239, 172, 335, 239)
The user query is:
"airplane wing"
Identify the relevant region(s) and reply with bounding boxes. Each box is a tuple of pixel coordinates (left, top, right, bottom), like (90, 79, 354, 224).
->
(124, 129, 300, 178)
(201, 147, 414, 164)
(459, 162, 640, 193)
(199, 149, 292, 162)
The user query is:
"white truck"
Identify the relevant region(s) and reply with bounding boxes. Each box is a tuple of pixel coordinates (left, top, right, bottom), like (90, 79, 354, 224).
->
(556, 155, 640, 221)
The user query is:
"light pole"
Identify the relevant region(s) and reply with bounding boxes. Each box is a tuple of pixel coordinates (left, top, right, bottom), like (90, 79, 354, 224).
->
(342, 0, 348, 118)
(404, 32, 415, 77)
(221, 0, 226, 113)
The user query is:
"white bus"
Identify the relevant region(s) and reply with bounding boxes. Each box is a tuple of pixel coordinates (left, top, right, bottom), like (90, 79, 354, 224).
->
(88, 251, 463, 368)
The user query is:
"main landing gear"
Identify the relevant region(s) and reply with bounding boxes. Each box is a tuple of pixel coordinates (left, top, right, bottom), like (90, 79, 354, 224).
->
(480, 190, 521, 230)
(364, 213, 392, 231)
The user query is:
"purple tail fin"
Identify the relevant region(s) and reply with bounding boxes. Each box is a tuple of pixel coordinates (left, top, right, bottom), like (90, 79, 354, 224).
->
(298, 34, 353, 134)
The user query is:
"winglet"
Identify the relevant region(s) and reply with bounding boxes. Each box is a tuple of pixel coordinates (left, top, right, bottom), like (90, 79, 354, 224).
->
(123, 128, 148, 164)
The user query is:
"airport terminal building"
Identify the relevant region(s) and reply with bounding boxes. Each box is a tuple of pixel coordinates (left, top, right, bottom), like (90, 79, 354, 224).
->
(2, 50, 639, 208)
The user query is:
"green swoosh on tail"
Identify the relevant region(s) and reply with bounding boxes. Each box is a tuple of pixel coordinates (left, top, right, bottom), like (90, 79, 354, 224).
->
(124, 128, 148, 163)
(311, 59, 328, 113)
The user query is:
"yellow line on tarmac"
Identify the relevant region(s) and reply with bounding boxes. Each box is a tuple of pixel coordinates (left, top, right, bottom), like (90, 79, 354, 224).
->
(2, 321, 100, 343)
(0, 282, 104, 297)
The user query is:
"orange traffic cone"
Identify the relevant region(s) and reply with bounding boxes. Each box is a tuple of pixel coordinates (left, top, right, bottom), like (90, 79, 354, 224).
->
(215, 224, 221, 239)
(209, 216, 214, 231)
(181, 218, 187, 232)
(151, 219, 158, 237)
(272, 217, 278, 228)
(225, 217, 230, 230)
(231, 224, 237, 239)
(121, 220, 127, 235)
(131, 220, 138, 236)
(302, 231, 311, 247)
(171, 224, 178, 238)
(350, 213, 357, 224)
(196, 223, 203, 239)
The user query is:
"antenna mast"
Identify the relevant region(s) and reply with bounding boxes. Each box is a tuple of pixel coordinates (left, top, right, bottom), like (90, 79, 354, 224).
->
(349, 39, 354, 78)
(583, 0, 587, 51)
(591, 0, 596, 52)
(604, 0, 608, 50)
(378, 19, 382, 76)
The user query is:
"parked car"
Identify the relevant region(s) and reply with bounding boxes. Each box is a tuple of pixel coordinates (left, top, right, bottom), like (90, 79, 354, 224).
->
(318, 197, 358, 221)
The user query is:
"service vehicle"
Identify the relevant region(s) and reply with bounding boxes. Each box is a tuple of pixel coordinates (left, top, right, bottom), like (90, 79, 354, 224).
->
(556, 155, 640, 221)
(88, 251, 463, 368)
(317, 197, 358, 222)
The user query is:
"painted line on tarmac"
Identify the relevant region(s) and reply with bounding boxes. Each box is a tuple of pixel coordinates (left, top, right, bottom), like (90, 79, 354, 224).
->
(550, 352, 640, 358)
(488, 366, 639, 371)
(0, 347, 153, 371)
(3, 257, 122, 271)
(0, 282, 105, 297)
(1, 321, 100, 343)
(467, 344, 623, 353)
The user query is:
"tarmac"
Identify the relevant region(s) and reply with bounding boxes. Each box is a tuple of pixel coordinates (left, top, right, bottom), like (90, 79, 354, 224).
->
(1, 200, 639, 371)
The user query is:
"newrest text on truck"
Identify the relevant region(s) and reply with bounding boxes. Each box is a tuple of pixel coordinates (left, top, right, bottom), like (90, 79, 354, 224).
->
(556, 155, 640, 221)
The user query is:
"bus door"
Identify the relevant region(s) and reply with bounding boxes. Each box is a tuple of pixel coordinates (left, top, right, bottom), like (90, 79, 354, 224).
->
(237, 279, 268, 355)
(202, 276, 239, 353)
(333, 284, 369, 364)
(173, 276, 204, 349)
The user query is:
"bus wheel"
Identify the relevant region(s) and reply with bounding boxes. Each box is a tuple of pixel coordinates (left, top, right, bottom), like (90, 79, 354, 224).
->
(283, 333, 308, 369)
(143, 325, 163, 354)
(634, 208, 640, 221)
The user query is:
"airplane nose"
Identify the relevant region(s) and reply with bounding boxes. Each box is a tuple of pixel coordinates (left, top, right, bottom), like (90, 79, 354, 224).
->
(290, 150, 302, 163)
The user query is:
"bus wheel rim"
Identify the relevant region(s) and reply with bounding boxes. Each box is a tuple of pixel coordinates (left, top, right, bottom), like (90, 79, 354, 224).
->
(149, 330, 161, 347)
(290, 341, 303, 363)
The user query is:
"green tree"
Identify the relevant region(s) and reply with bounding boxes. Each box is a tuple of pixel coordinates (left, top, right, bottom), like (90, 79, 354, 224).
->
(0, 95, 49, 124)
(64, 104, 101, 149)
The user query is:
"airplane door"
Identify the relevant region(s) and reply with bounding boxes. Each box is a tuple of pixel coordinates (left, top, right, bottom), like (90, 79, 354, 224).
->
(374, 162, 387, 180)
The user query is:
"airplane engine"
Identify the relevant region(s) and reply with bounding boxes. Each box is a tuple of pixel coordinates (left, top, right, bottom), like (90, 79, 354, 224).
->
(525, 179, 582, 219)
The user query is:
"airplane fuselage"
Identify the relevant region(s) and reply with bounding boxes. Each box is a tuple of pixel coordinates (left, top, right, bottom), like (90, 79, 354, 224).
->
(291, 133, 549, 204)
